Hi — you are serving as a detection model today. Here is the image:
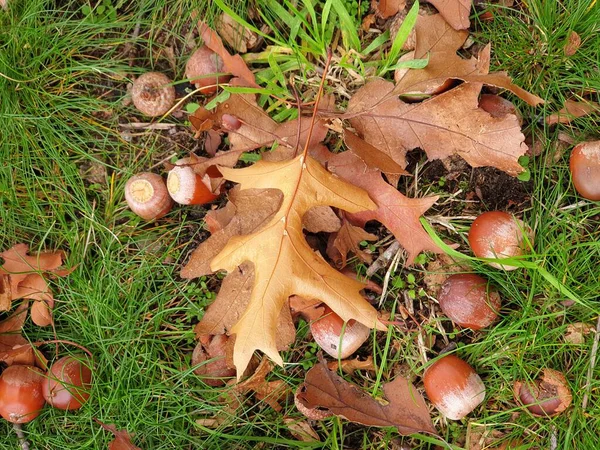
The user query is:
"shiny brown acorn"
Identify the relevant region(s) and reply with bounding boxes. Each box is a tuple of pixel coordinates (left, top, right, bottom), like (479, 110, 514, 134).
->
(514, 368, 572, 417)
(423, 354, 486, 420)
(185, 46, 231, 94)
(125, 172, 173, 220)
(569, 140, 600, 201)
(42, 355, 93, 410)
(0, 365, 46, 423)
(167, 162, 218, 205)
(438, 273, 501, 330)
(310, 306, 370, 359)
(131, 72, 176, 117)
(468, 211, 531, 270)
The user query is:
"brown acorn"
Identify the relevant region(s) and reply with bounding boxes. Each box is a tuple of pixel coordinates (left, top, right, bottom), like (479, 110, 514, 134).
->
(468, 211, 532, 270)
(0, 365, 46, 423)
(514, 368, 572, 417)
(438, 273, 501, 330)
(423, 354, 486, 420)
(185, 46, 231, 94)
(42, 355, 92, 410)
(569, 140, 600, 201)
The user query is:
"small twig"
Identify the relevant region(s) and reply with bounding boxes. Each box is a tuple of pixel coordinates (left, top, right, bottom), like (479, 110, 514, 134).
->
(549, 425, 557, 450)
(148, 152, 178, 172)
(366, 240, 401, 277)
(378, 248, 402, 308)
(13, 423, 30, 450)
(582, 315, 600, 411)
(119, 122, 178, 130)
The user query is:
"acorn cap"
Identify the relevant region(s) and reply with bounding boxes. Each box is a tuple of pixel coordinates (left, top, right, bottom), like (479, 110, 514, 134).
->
(125, 173, 173, 220)
(131, 72, 175, 117)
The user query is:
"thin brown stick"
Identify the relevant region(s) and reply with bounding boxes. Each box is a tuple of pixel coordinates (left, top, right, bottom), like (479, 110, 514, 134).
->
(301, 48, 333, 159)
(582, 315, 600, 410)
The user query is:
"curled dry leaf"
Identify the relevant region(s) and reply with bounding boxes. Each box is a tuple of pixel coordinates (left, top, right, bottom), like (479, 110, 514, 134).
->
(426, 0, 472, 30)
(31, 300, 52, 327)
(217, 13, 259, 53)
(283, 417, 320, 442)
(546, 99, 600, 125)
(196, 21, 258, 88)
(374, 0, 406, 19)
(346, 79, 528, 175)
(327, 355, 376, 375)
(0, 302, 39, 367)
(192, 334, 236, 386)
(564, 323, 594, 345)
(233, 358, 290, 411)
(190, 94, 328, 171)
(95, 419, 142, 450)
(327, 216, 378, 267)
(209, 155, 384, 377)
(296, 354, 436, 435)
(0, 244, 70, 325)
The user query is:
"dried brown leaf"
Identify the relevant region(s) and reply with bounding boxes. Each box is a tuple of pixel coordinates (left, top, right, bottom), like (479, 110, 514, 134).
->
(181, 188, 283, 278)
(414, 14, 468, 57)
(283, 418, 321, 442)
(327, 355, 377, 375)
(296, 355, 435, 435)
(191, 95, 328, 162)
(234, 358, 290, 411)
(394, 45, 544, 106)
(95, 420, 141, 450)
(344, 130, 408, 186)
(328, 217, 378, 267)
(375, 0, 406, 18)
(564, 322, 594, 345)
(289, 295, 324, 322)
(546, 99, 600, 125)
(197, 21, 258, 88)
(303, 206, 342, 233)
(347, 79, 527, 175)
(31, 300, 52, 327)
(0, 302, 37, 366)
(192, 334, 236, 385)
(194, 263, 296, 352)
(0, 274, 10, 311)
(426, 0, 472, 30)
(217, 13, 259, 53)
(210, 156, 384, 376)
(324, 150, 442, 265)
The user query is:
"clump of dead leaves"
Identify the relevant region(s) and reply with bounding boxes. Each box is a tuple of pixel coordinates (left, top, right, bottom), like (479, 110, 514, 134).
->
(175, 5, 542, 439)
(0, 244, 73, 369)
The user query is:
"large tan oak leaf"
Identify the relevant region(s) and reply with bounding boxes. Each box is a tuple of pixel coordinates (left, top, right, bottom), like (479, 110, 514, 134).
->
(210, 155, 386, 377)
(348, 79, 528, 175)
